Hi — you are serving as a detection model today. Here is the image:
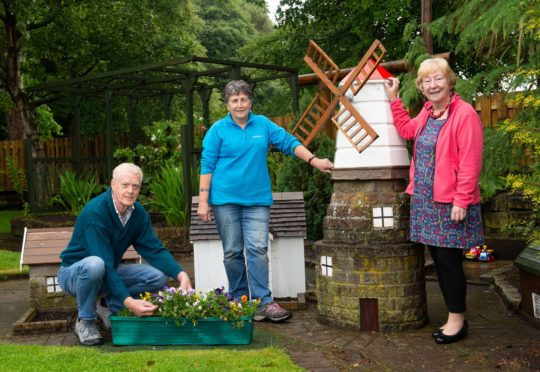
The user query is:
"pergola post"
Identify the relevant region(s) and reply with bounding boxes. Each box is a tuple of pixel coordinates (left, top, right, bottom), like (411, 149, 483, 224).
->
(291, 71, 299, 115)
(128, 97, 138, 146)
(104, 90, 114, 180)
(199, 87, 212, 131)
(182, 77, 196, 222)
(73, 94, 82, 176)
(160, 93, 173, 121)
(230, 66, 241, 80)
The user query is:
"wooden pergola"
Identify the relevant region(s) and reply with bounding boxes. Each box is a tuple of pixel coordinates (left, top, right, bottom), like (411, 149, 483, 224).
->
(26, 56, 299, 216)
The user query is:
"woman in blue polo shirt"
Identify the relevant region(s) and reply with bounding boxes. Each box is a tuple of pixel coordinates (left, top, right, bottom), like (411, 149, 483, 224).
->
(197, 80, 333, 322)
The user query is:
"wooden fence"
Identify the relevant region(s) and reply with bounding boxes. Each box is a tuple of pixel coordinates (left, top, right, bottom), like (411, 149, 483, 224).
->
(0, 135, 108, 193)
(472, 92, 519, 128)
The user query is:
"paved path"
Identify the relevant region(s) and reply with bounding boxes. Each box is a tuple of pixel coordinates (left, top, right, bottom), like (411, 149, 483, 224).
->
(2, 259, 539, 371)
(256, 281, 540, 371)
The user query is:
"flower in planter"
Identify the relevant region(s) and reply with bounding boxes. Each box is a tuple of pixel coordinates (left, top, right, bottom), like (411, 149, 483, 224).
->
(118, 286, 260, 328)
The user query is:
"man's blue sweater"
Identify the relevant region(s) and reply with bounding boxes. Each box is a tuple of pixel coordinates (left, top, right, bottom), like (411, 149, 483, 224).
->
(200, 112, 301, 205)
(60, 187, 183, 303)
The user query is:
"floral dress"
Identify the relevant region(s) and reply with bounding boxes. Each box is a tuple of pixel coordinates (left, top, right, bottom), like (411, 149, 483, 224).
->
(410, 117, 484, 249)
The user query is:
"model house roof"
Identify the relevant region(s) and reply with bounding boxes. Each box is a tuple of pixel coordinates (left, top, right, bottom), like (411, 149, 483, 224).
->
(20, 227, 139, 267)
(190, 192, 307, 242)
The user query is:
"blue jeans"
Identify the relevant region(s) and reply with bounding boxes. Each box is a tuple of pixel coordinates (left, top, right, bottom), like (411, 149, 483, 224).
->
(212, 204, 272, 306)
(58, 256, 168, 319)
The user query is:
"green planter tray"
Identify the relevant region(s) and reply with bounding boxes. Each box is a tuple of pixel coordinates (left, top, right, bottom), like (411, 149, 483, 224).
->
(109, 316, 253, 346)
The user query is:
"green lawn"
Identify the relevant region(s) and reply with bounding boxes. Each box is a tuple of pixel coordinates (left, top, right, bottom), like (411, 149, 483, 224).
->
(0, 343, 303, 371)
(0, 210, 24, 233)
(0, 250, 28, 278)
(0, 249, 21, 271)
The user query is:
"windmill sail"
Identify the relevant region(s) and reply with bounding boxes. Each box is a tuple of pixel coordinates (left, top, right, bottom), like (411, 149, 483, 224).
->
(291, 39, 386, 153)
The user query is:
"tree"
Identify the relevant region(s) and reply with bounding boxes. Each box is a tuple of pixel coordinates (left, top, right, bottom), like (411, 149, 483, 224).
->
(1, 0, 203, 142)
(0, 0, 64, 155)
(239, 0, 424, 70)
(193, 0, 273, 60)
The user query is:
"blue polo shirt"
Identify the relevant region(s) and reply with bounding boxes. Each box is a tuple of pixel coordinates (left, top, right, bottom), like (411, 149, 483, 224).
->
(200, 112, 301, 206)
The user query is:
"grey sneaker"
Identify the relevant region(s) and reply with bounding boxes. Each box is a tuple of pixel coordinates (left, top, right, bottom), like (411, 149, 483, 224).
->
(75, 318, 103, 346)
(255, 302, 292, 322)
(96, 299, 113, 330)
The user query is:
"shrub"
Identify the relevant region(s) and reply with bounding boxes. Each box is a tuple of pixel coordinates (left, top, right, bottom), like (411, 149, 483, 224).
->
(275, 134, 335, 240)
(51, 171, 105, 215)
(148, 163, 198, 227)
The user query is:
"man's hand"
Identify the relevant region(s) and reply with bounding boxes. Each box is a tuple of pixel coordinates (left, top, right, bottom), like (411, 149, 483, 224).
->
(177, 271, 192, 291)
(123, 297, 158, 317)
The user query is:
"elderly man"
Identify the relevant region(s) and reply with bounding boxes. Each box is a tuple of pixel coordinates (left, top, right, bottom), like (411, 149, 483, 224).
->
(58, 163, 191, 346)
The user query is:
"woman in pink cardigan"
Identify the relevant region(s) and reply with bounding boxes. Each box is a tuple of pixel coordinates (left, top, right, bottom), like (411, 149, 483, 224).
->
(384, 58, 484, 345)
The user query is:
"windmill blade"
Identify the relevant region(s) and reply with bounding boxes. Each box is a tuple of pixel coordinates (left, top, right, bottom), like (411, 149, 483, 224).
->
(331, 96, 378, 153)
(303, 40, 341, 96)
(291, 92, 339, 146)
(341, 40, 387, 96)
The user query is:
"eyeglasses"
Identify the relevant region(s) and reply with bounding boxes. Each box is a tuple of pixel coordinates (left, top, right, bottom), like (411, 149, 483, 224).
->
(422, 76, 446, 86)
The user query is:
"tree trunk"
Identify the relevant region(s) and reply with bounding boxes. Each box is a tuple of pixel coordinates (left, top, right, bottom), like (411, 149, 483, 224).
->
(4, 5, 46, 206)
(5, 107, 24, 140)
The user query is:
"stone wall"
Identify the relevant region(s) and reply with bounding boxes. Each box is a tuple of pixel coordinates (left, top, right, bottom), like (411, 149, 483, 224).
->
(315, 242, 426, 332)
(316, 169, 427, 332)
(323, 178, 410, 244)
(153, 226, 192, 255)
(482, 192, 532, 259)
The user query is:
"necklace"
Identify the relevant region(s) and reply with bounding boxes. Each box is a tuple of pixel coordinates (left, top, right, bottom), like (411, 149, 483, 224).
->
(429, 94, 454, 119)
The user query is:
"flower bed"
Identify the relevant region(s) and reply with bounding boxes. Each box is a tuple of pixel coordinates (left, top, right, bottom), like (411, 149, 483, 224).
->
(111, 287, 259, 345)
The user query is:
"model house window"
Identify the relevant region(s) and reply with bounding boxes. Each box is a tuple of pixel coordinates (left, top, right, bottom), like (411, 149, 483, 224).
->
(46, 276, 62, 293)
(321, 256, 333, 277)
(373, 207, 394, 228)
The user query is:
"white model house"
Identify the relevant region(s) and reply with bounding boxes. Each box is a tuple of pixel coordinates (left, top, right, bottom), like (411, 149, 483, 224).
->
(190, 192, 307, 299)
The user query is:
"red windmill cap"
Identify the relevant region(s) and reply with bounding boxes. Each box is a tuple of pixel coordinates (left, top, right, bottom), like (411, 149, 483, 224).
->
(341, 60, 395, 84)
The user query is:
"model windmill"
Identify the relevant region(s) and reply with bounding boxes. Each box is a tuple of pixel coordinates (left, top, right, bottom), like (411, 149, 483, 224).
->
(291, 40, 387, 153)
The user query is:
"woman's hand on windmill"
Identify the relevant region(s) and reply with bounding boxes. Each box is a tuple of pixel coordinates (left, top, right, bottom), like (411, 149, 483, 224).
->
(384, 77, 400, 101)
(312, 157, 334, 174)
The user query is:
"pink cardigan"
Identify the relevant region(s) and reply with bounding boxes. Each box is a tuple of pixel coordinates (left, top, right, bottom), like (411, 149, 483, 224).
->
(390, 94, 483, 209)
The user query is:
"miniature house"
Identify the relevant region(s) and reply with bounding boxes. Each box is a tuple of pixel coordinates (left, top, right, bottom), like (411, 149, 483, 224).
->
(514, 241, 540, 324)
(20, 227, 140, 311)
(315, 64, 427, 332)
(190, 192, 307, 300)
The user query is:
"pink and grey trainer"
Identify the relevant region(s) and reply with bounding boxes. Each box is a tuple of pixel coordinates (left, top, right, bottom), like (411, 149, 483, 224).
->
(255, 302, 292, 322)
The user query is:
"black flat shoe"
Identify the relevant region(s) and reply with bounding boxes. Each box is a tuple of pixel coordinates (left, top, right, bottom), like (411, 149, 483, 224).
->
(435, 320, 468, 344)
(431, 328, 443, 338)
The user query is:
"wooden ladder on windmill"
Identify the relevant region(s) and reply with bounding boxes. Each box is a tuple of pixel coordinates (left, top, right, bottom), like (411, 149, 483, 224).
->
(291, 40, 387, 153)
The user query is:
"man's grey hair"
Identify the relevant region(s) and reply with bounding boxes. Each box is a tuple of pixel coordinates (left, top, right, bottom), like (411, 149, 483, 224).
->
(223, 80, 252, 104)
(112, 163, 143, 182)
